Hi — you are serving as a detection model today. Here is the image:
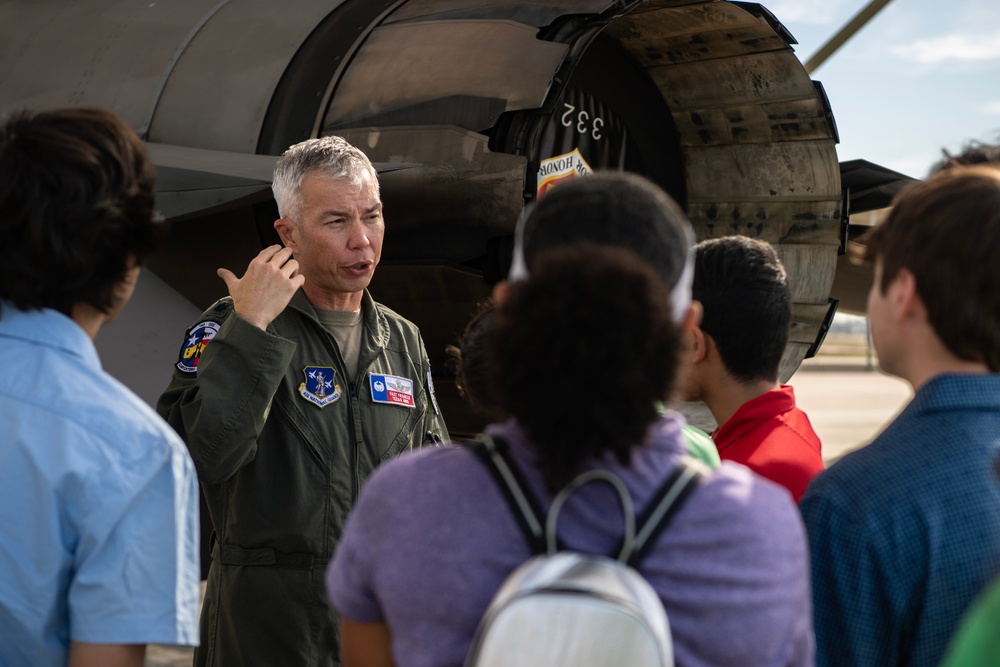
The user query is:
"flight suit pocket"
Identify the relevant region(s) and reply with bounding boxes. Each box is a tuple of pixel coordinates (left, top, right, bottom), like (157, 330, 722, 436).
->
(379, 405, 422, 461)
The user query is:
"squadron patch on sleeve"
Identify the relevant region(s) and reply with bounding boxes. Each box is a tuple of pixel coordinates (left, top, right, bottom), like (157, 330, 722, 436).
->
(370, 372, 415, 409)
(298, 366, 342, 408)
(176, 321, 221, 373)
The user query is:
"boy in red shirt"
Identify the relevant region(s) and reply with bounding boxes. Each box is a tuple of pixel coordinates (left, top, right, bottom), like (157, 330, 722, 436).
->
(679, 236, 823, 501)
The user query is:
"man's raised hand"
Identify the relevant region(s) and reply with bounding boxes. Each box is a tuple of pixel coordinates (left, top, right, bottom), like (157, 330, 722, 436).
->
(217, 245, 305, 331)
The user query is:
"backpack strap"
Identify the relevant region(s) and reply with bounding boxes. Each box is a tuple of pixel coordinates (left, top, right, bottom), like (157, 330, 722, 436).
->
(470, 436, 706, 564)
(547, 469, 636, 559)
(467, 435, 552, 555)
(625, 456, 708, 568)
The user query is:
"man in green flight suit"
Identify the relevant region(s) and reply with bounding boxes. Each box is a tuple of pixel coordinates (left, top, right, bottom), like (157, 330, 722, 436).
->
(158, 136, 449, 667)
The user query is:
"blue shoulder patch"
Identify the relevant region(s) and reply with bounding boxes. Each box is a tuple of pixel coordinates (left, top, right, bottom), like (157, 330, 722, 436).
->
(176, 321, 221, 373)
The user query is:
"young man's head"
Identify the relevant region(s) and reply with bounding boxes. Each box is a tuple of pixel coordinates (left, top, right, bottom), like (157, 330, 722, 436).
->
(0, 107, 161, 319)
(511, 171, 695, 321)
(445, 300, 507, 422)
(681, 236, 791, 400)
(863, 165, 1000, 376)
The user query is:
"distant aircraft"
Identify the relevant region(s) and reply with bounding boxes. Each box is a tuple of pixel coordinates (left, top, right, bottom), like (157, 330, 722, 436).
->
(0, 0, 910, 435)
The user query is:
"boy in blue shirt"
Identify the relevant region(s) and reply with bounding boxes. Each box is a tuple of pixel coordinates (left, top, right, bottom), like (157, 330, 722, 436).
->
(0, 108, 200, 667)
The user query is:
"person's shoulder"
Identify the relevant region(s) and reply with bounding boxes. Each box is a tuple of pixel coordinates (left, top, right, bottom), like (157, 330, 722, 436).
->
(174, 297, 235, 330)
(369, 298, 431, 361)
(806, 407, 933, 504)
(681, 424, 721, 467)
(923, 372, 1000, 397)
(166, 297, 244, 375)
(694, 462, 804, 535)
(797, 430, 912, 531)
(191, 297, 237, 331)
(705, 461, 795, 503)
(200, 296, 235, 318)
(84, 371, 191, 461)
(666, 462, 808, 574)
(370, 298, 421, 336)
(781, 404, 822, 447)
(373, 301, 419, 331)
(365, 442, 485, 492)
(351, 443, 493, 525)
(16, 344, 156, 435)
(15, 366, 193, 502)
(808, 378, 1000, 503)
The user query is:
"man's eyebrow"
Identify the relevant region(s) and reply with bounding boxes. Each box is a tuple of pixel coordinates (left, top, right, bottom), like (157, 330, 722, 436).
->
(321, 203, 382, 218)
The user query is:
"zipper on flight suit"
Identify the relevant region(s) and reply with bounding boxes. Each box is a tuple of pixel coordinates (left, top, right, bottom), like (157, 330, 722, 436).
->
(308, 315, 367, 503)
(347, 378, 366, 502)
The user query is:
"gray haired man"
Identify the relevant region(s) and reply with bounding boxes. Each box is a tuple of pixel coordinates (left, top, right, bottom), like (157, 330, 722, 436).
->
(158, 135, 448, 667)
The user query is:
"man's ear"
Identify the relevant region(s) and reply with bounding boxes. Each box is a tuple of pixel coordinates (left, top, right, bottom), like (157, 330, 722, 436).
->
(893, 268, 926, 322)
(681, 301, 702, 335)
(491, 280, 511, 307)
(274, 218, 297, 250)
(682, 302, 708, 364)
(691, 326, 709, 365)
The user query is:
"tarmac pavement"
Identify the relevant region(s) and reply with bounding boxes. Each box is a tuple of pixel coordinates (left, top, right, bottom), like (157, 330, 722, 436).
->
(791, 348, 912, 463)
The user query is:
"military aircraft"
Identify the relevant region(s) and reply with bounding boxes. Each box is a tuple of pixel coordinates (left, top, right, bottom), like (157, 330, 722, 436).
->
(0, 0, 910, 436)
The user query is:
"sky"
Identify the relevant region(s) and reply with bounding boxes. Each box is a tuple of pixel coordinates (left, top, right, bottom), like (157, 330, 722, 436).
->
(766, 0, 1000, 179)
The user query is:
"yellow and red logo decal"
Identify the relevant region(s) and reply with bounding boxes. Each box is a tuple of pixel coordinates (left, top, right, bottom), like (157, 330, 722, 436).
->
(176, 321, 221, 374)
(537, 148, 593, 198)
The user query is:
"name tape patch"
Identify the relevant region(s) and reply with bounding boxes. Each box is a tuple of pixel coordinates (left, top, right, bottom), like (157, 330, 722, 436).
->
(370, 373, 415, 408)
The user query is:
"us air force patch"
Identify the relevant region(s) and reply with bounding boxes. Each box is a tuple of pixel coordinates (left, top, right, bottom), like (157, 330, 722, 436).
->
(176, 321, 221, 373)
(370, 373, 415, 408)
(299, 366, 342, 408)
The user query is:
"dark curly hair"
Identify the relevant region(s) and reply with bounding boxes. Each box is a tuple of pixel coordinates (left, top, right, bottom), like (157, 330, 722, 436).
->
(488, 243, 681, 492)
(0, 107, 162, 316)
(445, 299, 507, 422)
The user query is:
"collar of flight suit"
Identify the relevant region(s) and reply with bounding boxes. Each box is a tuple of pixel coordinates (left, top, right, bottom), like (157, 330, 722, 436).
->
(285, 288, 391, 351)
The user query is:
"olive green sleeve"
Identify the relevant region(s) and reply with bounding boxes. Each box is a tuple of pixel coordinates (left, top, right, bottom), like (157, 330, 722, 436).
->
(415, 335, 450, 447)
(157, 308, 296, 484)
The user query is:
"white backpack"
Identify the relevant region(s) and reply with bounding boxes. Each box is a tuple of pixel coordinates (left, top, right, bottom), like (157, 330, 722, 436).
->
(465, 436, 705, 667)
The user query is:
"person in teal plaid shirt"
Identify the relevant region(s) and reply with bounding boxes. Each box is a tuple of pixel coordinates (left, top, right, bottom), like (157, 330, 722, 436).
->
(800, 165, 1000, 667)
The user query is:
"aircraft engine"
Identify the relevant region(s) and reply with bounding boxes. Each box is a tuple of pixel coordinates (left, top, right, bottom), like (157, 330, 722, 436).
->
(0, 0, 844, 434)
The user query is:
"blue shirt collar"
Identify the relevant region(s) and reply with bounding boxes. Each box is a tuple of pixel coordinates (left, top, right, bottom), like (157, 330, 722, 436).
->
(0, 302, 101, 370)
(908, 372, 1000, 413)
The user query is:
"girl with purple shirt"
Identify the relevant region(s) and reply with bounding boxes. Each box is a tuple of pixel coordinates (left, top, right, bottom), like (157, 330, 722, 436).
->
(328, 243, 813, 667)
